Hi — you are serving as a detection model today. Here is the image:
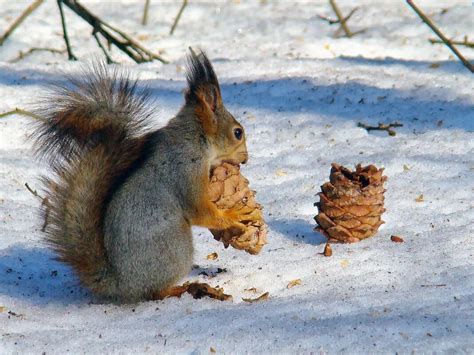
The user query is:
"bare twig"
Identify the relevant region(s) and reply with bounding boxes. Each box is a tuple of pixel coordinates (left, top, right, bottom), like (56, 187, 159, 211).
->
(341, 7, 358, 24)
(0, 108, 45, 122)
(406, 0, 473, 73)
(8, 47, 66, 63)
(25, 183, 50, 232)
(319, 7, 358, 27)
(0, 0, 44, 46)
(142, 0, 151, 25)
(58, 0, 168, 63)
(317, 14, 339, 25)
(329, 0, 350, 36)
(92, 30, 115, 64)
(57, 0, 77, 60)
(357, 121, 403, 136)
(170, 0, 188, 35)
(25, 183, 43, 200)
(328, 0, 363, 38)
(429, 37, 474, 49)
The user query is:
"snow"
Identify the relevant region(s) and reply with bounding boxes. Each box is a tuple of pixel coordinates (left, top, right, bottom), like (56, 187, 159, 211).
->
(1, 0, 473, 353)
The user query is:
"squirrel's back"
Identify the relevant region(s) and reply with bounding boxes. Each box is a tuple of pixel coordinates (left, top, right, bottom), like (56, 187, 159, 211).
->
(33, 63, 156, 299)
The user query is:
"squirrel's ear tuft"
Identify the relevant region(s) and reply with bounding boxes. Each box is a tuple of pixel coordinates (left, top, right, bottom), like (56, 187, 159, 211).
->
(185, 49, 222, 113)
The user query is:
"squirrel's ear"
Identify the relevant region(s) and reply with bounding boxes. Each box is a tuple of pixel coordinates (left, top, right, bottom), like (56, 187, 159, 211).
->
(185, 50, 223, 133)
(193, 85, 221, 134)
(194, 84, 221, 112)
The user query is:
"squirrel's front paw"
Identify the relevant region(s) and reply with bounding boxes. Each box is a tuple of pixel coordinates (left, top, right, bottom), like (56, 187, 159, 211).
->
(236, 207, 263, 223)
(223, 205, 262, 224)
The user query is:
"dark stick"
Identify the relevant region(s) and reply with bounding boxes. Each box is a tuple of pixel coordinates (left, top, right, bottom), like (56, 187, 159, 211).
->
(57, 0, 77, 60)
(317, 14, 339, 25)
(25, 183, 50, 232)
(357, 122, 403, 136)
(25, 183, 42, 199)
(406, 0, 473, 73)
(318, 7, 357, 26)
(59, 0, 167, 64)
(170, 0, 188, 35)
(0, 0, 44, 46)
(101, 21, 162, 61)
(93, 30, 115, 64)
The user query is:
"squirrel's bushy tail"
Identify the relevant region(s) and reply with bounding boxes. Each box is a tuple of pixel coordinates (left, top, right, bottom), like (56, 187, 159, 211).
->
(33, 63, 154, 298)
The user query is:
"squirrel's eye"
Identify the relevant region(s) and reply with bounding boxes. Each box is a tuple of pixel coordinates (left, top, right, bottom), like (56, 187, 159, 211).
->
(233, 128, 243, 140)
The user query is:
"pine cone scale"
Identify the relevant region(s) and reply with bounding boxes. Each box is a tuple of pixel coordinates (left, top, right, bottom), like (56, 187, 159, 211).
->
(315, 163, 387, 243)
(209, 163, 267, 254)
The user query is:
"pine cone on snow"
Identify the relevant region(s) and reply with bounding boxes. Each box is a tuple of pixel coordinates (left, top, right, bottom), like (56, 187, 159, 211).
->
(209, 163, 267, 255)
(314, 163, 387, 243)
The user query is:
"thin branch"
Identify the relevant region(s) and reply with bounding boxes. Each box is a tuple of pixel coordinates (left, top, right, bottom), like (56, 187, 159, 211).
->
(170, 0, 188, 35)
(25, 183, 50, 232)
(406, 0, 473, 73)
(357, 121, 403, 136)
(0, 108, 45, 122)
(317, 14, 339, 25)
(100, 20, 165, 62)
(328, 0, 353, 38)
(58, 0, 168, 64)
(0, 0, 44, 46)
(92, 30, 115, 64)
(57, 0, 77, 60)
(320, 7, 358, 27)
(8, 47, 66, 63)
(25, 182, 43, 200)
(429, 37, 474, 49)
(341, 7, 358, 24)
(142, 0, 151, 25)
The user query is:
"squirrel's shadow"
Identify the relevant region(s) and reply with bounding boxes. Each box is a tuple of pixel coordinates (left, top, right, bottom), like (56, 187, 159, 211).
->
(0, 245, 89, 306)
(268, 218, 326, 246)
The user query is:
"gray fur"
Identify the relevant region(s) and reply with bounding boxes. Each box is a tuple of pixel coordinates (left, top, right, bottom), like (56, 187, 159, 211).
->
(33, 50, 247, 303)
(104, 110, 208, 301)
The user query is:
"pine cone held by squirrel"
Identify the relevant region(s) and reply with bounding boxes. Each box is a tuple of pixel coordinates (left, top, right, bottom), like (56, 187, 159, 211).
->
(314, 163, 387, 243)
(209, 163, 267, 255)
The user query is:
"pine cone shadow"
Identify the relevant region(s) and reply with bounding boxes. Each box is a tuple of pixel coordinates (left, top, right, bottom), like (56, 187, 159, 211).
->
(268, 218, 326, 246)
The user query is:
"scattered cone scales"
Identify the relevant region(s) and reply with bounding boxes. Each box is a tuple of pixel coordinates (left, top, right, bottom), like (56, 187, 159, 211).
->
(209, 163, 267, 254)
(314, 163, 387, 243)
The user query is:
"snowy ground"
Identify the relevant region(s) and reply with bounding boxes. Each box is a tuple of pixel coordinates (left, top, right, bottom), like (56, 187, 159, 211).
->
(1, 0, 473, 353)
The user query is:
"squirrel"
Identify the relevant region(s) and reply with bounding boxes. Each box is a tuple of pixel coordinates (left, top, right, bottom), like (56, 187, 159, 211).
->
(32, 50, 257, 302)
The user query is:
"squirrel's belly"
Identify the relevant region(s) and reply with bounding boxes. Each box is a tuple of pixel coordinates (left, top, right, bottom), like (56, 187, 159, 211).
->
(103, 197, 194, 300)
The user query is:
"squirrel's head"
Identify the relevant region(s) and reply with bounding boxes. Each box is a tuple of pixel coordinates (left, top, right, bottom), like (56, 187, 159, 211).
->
(184, 49, 248, 168)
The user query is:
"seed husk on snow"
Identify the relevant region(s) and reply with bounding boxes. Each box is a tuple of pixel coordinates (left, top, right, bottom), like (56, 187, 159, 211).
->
(390, 235, 404, 243)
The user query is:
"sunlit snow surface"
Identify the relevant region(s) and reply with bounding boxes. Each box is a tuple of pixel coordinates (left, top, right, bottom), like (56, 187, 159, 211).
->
(0, 1, 473, 353)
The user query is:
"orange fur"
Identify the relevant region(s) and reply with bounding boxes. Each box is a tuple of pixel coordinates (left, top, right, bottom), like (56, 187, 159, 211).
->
(194, 90, 218, 136)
